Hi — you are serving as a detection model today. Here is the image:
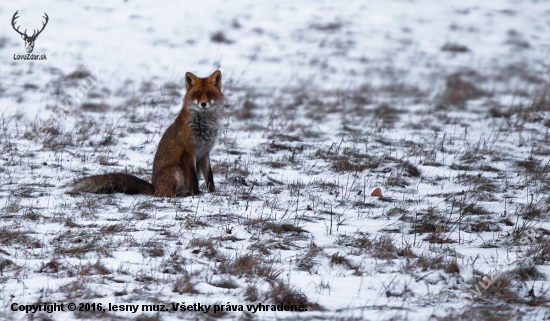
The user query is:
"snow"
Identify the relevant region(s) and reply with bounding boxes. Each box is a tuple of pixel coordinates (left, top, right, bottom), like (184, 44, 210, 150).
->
(1, 0, 550, 320)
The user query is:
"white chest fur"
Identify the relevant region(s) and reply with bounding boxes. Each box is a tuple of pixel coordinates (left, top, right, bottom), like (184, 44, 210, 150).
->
(188, 108, 222, 159)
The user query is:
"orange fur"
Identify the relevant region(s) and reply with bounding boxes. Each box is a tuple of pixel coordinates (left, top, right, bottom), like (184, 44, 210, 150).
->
(74, 70, 223, 197)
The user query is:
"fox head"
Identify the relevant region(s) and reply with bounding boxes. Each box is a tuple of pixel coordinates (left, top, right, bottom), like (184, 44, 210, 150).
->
(184, 70, 223, 111)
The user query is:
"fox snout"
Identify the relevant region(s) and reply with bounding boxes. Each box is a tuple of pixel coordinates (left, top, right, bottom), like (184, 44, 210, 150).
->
(194, 99, 217, 109)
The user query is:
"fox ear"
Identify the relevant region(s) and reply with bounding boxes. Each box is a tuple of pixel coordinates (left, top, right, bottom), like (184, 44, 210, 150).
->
(208, 70, 222, 89)
(185, 72, 199, 90)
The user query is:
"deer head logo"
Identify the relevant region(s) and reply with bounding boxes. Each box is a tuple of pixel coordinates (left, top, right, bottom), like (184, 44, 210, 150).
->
(11, 11, 49, 53)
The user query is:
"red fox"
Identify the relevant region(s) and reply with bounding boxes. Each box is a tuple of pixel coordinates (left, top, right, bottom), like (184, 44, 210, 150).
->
(73, 70, 223, 197)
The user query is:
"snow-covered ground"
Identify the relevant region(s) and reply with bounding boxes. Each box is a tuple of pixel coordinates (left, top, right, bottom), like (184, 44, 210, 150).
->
(1, 1, 550, 320)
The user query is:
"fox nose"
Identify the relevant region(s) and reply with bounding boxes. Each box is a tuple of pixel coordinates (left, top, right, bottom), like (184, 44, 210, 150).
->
(201, 102, 207, 108)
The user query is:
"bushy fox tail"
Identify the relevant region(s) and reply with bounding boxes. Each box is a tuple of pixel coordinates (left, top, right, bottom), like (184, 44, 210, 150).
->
(73, 173, 154, 195)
